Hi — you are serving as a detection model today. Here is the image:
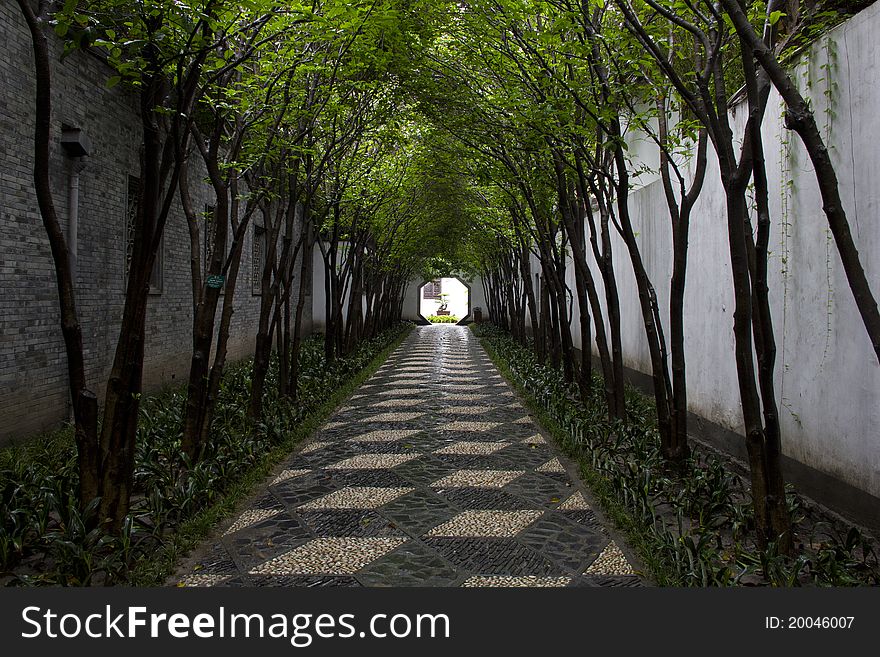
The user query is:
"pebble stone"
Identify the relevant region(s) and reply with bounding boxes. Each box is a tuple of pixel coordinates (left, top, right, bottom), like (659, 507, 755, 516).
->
(461, 576, 572, 587)
(177, 574, 232, 587)
(441, 420, 502, 432)
(372, 379, 428, 387)
(301, 441, 334, 454)
(585, 541, 636, 576)
(558, 491, 591, 510)
(537, 458, 567, 473)
(426, 511, 543, 537)
(367, 411, 425, 422)
(434, 441, 509, 455)
(442, 405, 496, 416)
(370, 398, 424, 408)
(299, 486, 414, 510)
(223, 508, 282, 535)
(373, 388, 425, 396)
(431, 469, 525, 489)
(442, 393, 490, 401)
(327, 453, 419, 469)
(250, 538, 408, 575)
(345, 429, 423, 442)
(271, 469, 312, 485)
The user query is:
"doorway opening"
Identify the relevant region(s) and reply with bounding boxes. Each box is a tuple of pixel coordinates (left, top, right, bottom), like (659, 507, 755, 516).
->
(418, 277, 471, 325)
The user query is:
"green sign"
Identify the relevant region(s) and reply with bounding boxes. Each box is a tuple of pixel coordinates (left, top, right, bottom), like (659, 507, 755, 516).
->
(206, 275, 225, 289)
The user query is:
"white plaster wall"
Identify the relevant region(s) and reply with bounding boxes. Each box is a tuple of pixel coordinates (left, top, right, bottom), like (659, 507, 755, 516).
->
(401, 278, 424, 322)
(581, 6, 880, 497)
(310, 245, 328, 332)
(467, 275, 487, 320)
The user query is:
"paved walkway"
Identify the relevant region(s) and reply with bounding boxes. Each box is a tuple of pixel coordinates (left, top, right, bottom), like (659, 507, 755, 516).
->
(173, 325, 642, 587)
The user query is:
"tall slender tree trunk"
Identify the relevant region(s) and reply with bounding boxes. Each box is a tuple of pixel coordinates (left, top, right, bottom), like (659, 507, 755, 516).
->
(180, 154, 230, 461)
(721, 0, 880, 364)
(15, 0, 99, 506)
(249, 202, 284, 422)
(99, 61, 185, 531)
(592, 200, 626, 419)
(659, 104, 707, 462)
(577, 182, 620, 419)
(288, 224, 313, 399)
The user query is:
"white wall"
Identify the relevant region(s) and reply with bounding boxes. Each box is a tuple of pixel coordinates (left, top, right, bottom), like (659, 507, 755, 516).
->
(468, 275, 487, 319)
(310, 241, 371, 333)
(643, 7, 879, 497)
(531, 5, 880, 499)
(402, 278, 424, 322)
(311, 244, 329, 332)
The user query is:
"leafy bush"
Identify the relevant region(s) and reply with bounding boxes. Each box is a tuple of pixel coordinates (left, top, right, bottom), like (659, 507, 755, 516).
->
(427, 315, 459, 323)
(473, 323, 879, 586)
(0, 323, 410, 586)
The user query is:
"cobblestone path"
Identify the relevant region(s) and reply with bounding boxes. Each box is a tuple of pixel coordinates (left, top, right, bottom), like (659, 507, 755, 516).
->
(173, 325, 643, 587)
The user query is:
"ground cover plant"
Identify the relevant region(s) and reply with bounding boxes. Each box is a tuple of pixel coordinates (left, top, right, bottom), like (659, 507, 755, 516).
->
(0, 324, 410, 586)
(474, 323, 879, 586)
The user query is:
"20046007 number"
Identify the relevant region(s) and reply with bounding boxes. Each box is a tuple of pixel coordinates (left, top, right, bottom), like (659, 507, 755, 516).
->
(765, 616, 854, 629)
(791, 617, 854, 629)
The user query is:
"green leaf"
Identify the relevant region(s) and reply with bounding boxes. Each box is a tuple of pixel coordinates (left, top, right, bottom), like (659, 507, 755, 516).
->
(769, 11, 786, 25)
(106, 76, 121, 89)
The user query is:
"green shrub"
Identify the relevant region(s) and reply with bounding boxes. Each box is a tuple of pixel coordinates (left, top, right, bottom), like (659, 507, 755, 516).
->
(426, 315, 459, 323)
(472, 323, 879, 587)
(0, 323, 411, 586)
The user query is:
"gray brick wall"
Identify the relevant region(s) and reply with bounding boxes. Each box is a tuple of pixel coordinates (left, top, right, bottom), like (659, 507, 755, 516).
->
(0, 5, 311, 440)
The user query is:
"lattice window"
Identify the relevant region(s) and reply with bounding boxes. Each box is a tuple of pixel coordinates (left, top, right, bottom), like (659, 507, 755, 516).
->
(423, 279, 442, 299)
(252, 224, 266, 295)
(124, 176, 138, 281)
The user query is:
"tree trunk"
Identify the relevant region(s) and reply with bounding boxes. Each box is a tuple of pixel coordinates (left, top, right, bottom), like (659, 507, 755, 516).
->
(721, 0, 880, 364)
(15, 0, 99, 507)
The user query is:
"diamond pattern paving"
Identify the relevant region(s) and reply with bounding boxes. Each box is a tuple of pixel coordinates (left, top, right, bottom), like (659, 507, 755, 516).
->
(426, 511, 543, 537)
(250, 538, 408, 575)
(346, 429, 423, 442)
(299, 486, 414, 510)
(327, 453, 419, 469)
(171, 325, 645, 587)
(434, 440, 509, 455)
(461, 575, 571, 587)
(223, 508, 282, 536)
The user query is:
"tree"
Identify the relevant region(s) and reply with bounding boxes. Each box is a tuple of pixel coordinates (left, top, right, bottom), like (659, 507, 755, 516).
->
(177, 4, 291, 461)
(13, 0, 97, 508)
(720, 0, 880, 365)
(18, 0, 283, 529)
(613, 0, 792, 550)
